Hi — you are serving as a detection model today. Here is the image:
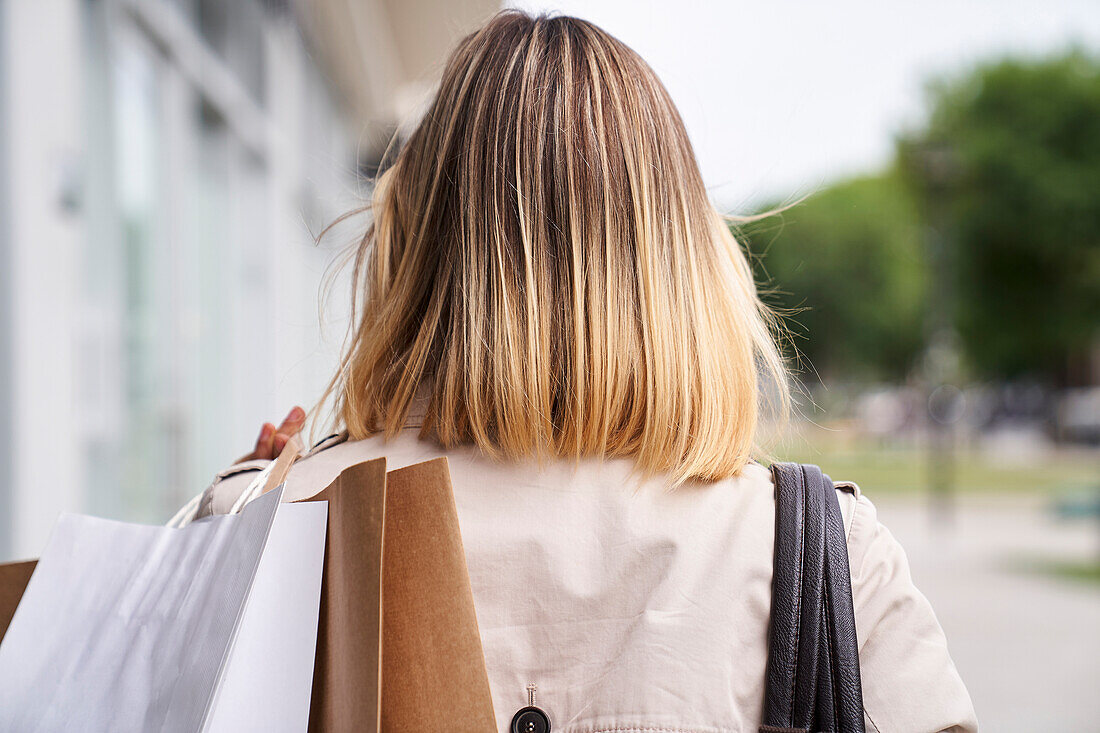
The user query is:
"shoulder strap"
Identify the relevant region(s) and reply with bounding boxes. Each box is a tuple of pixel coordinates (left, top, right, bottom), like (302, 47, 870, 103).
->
(761, 463, 865, 733)
(818, 468, 864, 730)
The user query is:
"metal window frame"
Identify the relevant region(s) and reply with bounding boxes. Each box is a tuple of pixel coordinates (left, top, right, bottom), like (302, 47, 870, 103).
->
(118, 0, 271, 160)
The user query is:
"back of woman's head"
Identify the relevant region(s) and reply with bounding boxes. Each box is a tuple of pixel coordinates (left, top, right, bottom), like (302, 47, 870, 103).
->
(328, 10, 788, 483)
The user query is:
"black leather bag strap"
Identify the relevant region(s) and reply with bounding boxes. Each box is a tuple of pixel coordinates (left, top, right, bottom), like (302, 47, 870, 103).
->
(818, 469, 864, 729)
(761, 463, 865, 733)
(762, 463, 826, 730)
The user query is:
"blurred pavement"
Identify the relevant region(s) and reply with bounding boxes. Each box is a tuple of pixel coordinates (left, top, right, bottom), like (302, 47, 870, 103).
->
(875, 494, 1100, 731)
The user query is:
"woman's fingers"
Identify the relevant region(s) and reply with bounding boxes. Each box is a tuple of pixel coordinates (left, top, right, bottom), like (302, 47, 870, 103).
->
(275, 406, 306, 436)
(256, 422, 277, 459)
(236, 422, 276, 463)
(272, 406, 306, 455)
(235, 407, 305, 465)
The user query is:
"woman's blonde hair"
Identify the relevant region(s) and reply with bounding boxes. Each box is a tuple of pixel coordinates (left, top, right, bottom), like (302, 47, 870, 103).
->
(323, 10, 788, 483)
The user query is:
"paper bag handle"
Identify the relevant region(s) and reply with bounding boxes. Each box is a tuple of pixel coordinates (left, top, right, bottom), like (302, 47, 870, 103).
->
(167, 435, 304, 527)
(262, 434, 304, 495)
(228, 435, 303, 514)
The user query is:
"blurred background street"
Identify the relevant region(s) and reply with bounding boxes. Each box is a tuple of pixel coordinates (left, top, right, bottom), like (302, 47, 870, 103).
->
(879, 494, 1100, 730)
(2, 0, 1099, 729)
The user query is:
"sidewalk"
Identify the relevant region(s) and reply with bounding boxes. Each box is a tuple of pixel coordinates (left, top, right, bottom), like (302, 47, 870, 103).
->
(873, 494, 1100, 731)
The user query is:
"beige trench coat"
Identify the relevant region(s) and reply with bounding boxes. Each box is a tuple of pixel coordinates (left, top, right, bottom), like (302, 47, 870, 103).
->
(194, 417, 977, 733)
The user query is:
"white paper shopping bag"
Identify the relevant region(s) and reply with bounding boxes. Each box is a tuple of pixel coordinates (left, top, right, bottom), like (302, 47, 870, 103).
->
(0, 486, 327, 733)
(205, 497, 327, 731)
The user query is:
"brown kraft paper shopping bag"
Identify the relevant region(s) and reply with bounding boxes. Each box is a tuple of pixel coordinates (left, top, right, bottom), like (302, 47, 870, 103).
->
(0, 560, 36, 640)
(378, 458, 496, 730)
(298, 455, 496, 731)
(297, 458, 388, 731)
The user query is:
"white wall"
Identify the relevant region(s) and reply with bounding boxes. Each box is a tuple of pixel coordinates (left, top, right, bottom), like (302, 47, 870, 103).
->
(2, 0, 85, 560)
(0, 0, 362, 561)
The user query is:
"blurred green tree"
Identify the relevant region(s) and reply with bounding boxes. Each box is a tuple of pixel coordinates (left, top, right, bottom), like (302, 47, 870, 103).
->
(901, 50, 1100, 383)
(739, 170, 928, 382)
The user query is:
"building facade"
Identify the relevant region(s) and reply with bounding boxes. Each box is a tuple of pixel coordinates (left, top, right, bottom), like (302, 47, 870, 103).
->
(0, 0, 497, 560)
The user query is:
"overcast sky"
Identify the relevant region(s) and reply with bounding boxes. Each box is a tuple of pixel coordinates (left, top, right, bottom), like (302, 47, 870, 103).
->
(510, 0, 1100, 211)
